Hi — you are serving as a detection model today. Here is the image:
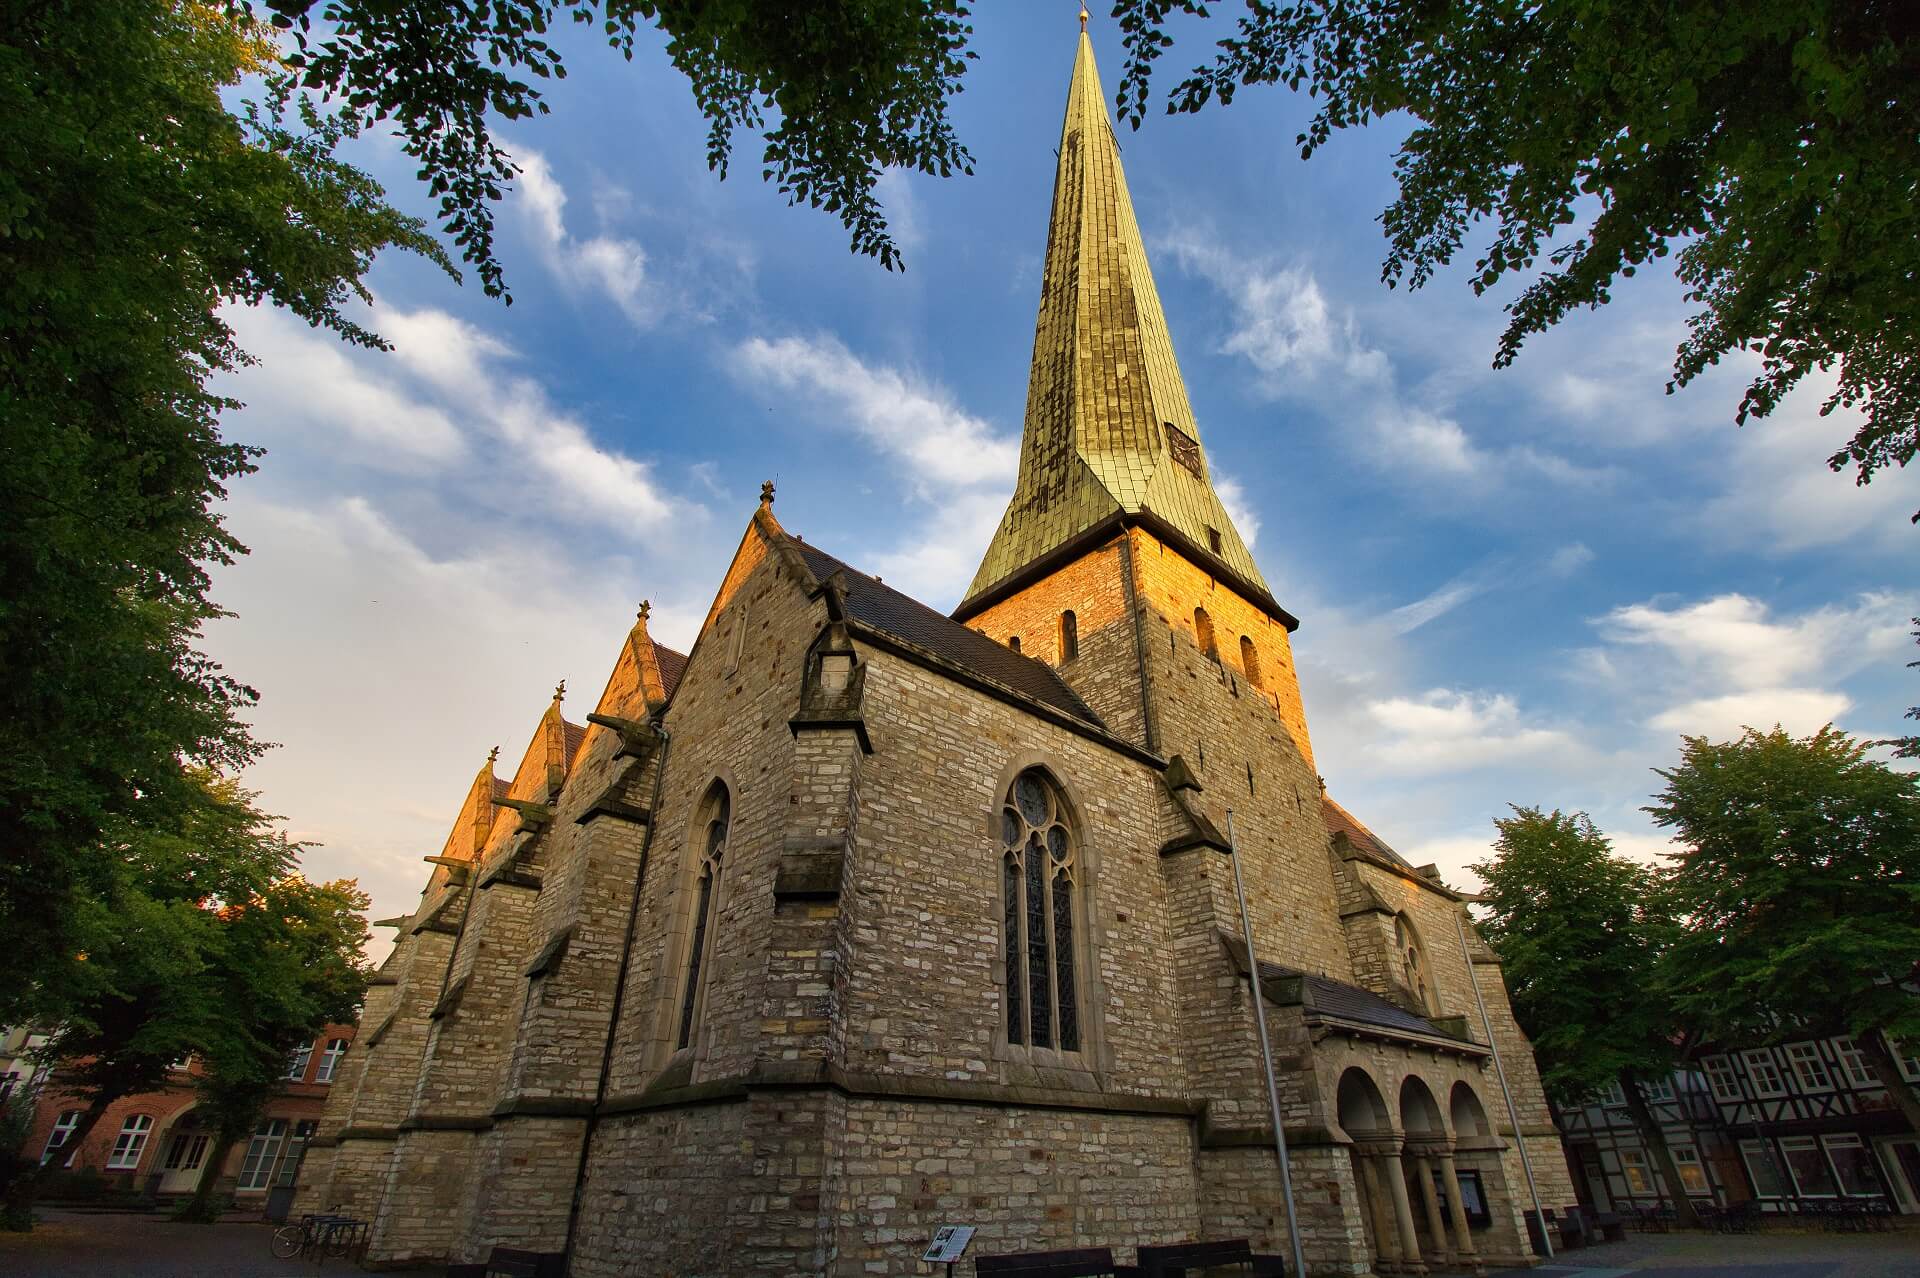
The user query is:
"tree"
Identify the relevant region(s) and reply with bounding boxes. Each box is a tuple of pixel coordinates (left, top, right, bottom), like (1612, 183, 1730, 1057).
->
(1650, 725, 1920, 1134)
(0, 0, 449, 1006)
(252, 0, 979, 292)
(1473, 807, 1702, 1227)
(0, 772, 367, 1229)
(1889, 618, 1918, 759)
(177, 876, 370, 1223)
(1113, 1, 1920, 517)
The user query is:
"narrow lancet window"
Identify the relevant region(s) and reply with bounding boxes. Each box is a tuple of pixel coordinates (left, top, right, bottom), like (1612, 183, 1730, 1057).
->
(677, 784, 730, 1049)
(1001, 769, 1080, 1051)
(1240, 635, 1262, 687)
(1194, 607, 1216, 660)
(1008, 635, 1022, 654)
(1059, 611, 1078, 662)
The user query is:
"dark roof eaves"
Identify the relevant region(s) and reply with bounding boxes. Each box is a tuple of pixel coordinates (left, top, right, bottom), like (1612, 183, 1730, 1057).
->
(845, 619, 1165, 770)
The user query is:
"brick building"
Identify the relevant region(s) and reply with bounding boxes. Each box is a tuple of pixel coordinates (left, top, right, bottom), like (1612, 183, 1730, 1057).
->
(296, 27, 1572, 1276)
(22, 1024, 354, 1202)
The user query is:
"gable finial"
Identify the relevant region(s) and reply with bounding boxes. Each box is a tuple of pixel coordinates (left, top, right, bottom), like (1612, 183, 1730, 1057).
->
(553, 678, 566, 703)
(486, 745, 500, 768)
(637, 599, 651, 623)
(759, 479, 776, 507)
(1079, 3, 1088, 32)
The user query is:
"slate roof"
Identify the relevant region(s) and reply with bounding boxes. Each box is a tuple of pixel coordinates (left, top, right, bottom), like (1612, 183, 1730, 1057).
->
(1322, 794, 1415, 871)
(1222, 932, 1465, 1042)
(562, 719, 587, 762)
(490, 776, 510, 801)
(786, 539, 1103, 727)
(653, 641, 688, 699)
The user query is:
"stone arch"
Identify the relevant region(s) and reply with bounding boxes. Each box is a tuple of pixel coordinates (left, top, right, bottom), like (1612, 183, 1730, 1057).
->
(1193, 606, 1217, 659)
(1450, 1081, 1493, 1141)
(1400, 1075, 1446, 1135)
(1337, 1066, 1392, 1137)
(1239, 635, 1262, 687)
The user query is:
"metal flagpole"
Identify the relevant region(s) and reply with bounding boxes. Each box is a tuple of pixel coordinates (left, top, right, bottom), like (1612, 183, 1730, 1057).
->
(1224, 809, 1308, 1278)
(1452, 907, 1552, 1260)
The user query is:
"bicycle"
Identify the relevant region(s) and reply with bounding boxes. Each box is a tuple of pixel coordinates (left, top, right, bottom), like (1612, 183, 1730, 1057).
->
(270, 1213, 365, 1261)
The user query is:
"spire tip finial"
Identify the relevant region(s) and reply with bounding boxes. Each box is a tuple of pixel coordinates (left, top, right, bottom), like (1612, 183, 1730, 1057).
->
(1079, 3, 1089, 32)
(759, 479, 775, 507)
(637, 599, 651, 623)
(486, 745, 499, 768)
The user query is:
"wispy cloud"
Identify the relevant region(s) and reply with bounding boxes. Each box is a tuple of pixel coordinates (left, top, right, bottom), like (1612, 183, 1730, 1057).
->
(513, 149, 656, 325)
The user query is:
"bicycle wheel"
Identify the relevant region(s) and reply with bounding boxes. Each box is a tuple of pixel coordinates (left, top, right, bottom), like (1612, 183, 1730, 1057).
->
(270, 1225, 303, 1259)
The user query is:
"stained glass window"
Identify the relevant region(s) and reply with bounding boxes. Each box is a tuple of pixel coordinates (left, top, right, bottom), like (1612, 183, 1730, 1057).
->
(1000, 769, 1080, 1052)
(678, 784, 729, 1050)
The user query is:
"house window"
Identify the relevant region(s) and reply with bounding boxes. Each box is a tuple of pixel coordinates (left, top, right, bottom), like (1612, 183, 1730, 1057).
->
(106, 1114, 153, 1170)
(1894, 1039, 1920, 1083)
(1617, 1149, 1655, 1195)
(1834, 1038, 1878, 1088)
(275, 1120, 318, 1188)
(236, 1118, 287, 1191)
(1193, 607, 1216, 659)
(1394, 914, 1433, 1014)
(677, 783, 730, 1051)
(1741, 1049, 1786, 1097)
(314, 1038, 347, 1083)
(1821, 1134, 1883, 1196)
(285, 1045, 312, 1081)
(42, 1110, 81, 1166)
(1000, 769, 1081, 1054)
(1672, 1146, 1711, 1195)
(1639, 1074, 1675, 1103)
(162, 1128, 210, 1173)
(1739, 1140, 1787, 1197)
(1059, 611, 1078, 662)
(1703, 1055, 1742, 1101)
(1780, 1136, 1838, 1196)
(1786, 1042, 1831, 1092)
(1240, 635, 1262, 688)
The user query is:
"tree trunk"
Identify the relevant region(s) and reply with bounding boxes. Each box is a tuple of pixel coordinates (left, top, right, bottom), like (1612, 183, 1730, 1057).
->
(1, 1091, 118, 1231)
(1857, 1031, 1920, 1136)
(178, 1129, 240, 1223)
(1619, 1067, 1702, 1229)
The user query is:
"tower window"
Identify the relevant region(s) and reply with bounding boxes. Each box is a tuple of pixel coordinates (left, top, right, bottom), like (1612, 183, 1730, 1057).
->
(1207, 526, 1223, 555)
(1165, 422, 1202, 477)
(1240, 635, 1263, 688)
(1193, 607, 1216, 660)
(1001, 769, 1081, 1053)
(1059, 611, 1078, 662)
(1008, 635, 1021, 654)
(677, 783, 730, 1050)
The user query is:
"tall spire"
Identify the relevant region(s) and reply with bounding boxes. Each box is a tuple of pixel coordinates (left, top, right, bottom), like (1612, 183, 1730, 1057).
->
(957, 27, 1275, 618)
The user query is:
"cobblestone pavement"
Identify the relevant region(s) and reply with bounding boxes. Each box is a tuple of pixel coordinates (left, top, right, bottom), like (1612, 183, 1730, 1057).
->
(0, 1208, 324, 1277)
(1489, 1228, 1920, 1278)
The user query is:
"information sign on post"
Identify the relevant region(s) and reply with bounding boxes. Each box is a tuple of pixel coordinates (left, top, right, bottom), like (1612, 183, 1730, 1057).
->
(922, 1224, 976, 1274)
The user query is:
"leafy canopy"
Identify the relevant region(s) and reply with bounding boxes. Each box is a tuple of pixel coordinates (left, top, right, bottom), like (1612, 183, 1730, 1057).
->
(1649, 724, 1920, 1047)
(1472, 806, 1679, 1108)
(1113, 0, 1920, 513)
(0, 0, 448, 1003)
(250, 0, 979, 293)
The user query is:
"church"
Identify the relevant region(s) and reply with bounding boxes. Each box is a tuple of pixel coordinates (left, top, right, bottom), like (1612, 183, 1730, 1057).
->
(294, 25, 1573, 1276)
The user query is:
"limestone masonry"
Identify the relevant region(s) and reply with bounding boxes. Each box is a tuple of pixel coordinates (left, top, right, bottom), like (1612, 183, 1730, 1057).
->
(296, 28, 1572, 1276)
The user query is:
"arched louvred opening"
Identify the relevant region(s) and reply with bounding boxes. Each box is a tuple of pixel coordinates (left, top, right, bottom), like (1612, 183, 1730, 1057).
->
(1395, 912, 1435, 1015)
(1059, 610, 1078, 662)
(1193, 606, 1216, 659)
(1240, 635, 1262, 687)
(677, 782, 730, 1050)
(1000, 768, 1080, 1052)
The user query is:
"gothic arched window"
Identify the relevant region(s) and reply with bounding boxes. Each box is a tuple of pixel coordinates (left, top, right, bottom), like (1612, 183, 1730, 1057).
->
(1240, 635, 1263, 688)
(677, 783, 730, 1049)
(1395, 913, 1433, 1015)
(1193, 607, 1216, 659)
(1059, 611, 1078, 662)
(1001, 769, 1080, 1052)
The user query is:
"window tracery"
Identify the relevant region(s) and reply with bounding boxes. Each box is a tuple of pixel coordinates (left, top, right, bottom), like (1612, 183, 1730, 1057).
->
(678, 783, 730, 1050)
(1001, 769, 1080, 1052)
(1395, 913, 1433, 1014)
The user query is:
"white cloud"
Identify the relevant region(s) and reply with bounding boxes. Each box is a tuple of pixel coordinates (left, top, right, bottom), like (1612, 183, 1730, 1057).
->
(1649, 688, 1853, 739)
(513, 150, 656, 325)
(1360, 689, 1580, 775)
(1214, 475, 1261, 550)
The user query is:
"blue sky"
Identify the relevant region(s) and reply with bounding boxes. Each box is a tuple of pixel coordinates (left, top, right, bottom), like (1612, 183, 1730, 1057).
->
(202, 8, 1917, 945)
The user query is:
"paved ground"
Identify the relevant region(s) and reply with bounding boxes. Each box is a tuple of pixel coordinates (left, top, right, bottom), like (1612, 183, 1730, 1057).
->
(0, 1207, 320, 1277)
(1490, 1229, 1920, 1278)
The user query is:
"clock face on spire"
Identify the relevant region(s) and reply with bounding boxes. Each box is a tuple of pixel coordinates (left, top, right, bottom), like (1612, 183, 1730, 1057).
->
(959, 27, 1274, 619)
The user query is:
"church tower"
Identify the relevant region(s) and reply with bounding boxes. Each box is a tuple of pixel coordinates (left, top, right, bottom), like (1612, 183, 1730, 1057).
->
(955, 26, 1315, 775)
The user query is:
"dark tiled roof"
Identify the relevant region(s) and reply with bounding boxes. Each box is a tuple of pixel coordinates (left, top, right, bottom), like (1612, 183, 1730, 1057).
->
(562, 719, 587, 762)
(786, 539, 1102, 726)
(1322, 795, 1414, 871)
(653, 642, 688, 699)
(490, 776, 510, 801)
(1291, 970, 1449, 1038)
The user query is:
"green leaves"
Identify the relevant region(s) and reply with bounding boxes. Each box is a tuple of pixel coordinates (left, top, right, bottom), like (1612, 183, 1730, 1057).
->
(1113, 0, 1920, 520)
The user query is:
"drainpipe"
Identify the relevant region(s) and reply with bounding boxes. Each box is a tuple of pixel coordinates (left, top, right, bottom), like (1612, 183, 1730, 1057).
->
(562, 723, 672, 1270)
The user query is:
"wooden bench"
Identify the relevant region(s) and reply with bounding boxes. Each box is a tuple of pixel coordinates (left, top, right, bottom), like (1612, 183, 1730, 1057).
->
(445, 1246, 566, 1278)
(1136, 1238, 1288, 1276)
(974, 1245, 1139, 1276)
